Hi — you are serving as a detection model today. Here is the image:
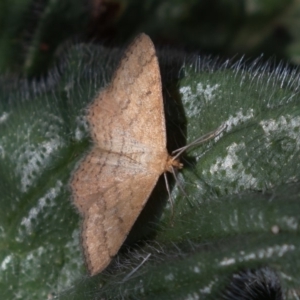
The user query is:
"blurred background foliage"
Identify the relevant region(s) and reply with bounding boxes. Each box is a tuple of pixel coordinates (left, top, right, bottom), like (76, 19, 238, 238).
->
(1, 0, 300, 299)
(1, 0, 300, 77)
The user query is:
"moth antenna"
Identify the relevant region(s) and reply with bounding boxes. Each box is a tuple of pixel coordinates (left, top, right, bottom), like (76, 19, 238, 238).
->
(172, 123, 227, 160)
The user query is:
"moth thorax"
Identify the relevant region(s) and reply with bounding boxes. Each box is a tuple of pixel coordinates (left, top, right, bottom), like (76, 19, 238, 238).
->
(165, 155, 183, 173)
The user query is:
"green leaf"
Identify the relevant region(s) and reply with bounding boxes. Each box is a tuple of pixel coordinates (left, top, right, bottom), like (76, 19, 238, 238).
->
(0, 0, 88, 76)
(1, 44, 300, 299)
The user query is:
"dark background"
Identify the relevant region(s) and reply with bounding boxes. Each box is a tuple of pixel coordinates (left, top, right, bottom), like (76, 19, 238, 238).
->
(1, 0, 299, 77)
